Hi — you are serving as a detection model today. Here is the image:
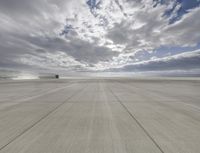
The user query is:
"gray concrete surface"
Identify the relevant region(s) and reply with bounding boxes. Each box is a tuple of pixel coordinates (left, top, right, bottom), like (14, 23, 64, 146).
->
(0, 78, 200, 153)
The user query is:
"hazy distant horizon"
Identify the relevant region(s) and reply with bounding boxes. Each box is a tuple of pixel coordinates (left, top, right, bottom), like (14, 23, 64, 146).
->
(1, 68, 200, 80)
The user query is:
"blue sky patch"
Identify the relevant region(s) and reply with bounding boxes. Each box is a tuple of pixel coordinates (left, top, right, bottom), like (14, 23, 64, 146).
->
(87, 0, 101, 10)
(154, 0, 200, 23)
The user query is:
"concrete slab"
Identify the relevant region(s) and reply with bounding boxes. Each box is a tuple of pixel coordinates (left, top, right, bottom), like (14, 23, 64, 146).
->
(0, 78, 199, 153)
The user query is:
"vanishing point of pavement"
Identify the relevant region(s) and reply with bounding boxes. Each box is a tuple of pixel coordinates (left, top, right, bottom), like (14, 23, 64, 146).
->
(0, 78, 200, 153)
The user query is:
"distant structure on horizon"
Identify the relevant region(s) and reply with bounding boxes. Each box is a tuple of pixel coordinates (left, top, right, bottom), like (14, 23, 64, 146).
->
(39, 73, 59, 79)
(55, 75, 59, 79)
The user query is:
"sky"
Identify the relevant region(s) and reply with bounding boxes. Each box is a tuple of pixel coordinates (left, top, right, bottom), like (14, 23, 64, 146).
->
(0, 0, 200, 76)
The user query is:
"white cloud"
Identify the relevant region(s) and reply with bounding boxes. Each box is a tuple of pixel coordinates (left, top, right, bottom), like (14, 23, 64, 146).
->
(163, 7, 200, 46)
(18, 51, 88, 71)
(111, 49, 200, 72)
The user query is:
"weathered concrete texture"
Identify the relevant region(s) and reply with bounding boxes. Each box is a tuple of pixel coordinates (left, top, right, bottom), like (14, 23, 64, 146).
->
(0, 78, 200, 153)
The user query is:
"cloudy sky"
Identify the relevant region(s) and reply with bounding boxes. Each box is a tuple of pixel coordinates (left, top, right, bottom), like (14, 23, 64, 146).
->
(0, 0, 200, 75)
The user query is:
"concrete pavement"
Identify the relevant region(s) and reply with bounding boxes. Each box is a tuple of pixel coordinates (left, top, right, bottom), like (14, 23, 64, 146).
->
(0, 78, 200, 153)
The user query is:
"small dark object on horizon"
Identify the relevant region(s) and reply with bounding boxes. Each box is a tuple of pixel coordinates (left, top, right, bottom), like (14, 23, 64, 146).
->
(39, 74, 60, 79)
(55, 75, 59, 79)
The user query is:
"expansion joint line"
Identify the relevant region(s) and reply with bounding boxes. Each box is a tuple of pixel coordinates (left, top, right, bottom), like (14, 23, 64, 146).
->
(0, 83, 88, 151)
(108, 85, 165, 153)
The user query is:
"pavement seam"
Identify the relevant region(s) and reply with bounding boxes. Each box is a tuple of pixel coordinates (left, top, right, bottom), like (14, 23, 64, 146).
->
(108, 84, 165, 153)
(0, 83, 88, 152)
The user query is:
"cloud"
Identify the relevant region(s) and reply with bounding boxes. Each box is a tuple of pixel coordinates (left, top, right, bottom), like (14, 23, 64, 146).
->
(0, 0, 200, 74)
(106, 1, 200, 52)
(163, 7, 200, 46)
(21, 35, 118, 64)
(111, 49, 200, 72)
(19, 51, 87, 71)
